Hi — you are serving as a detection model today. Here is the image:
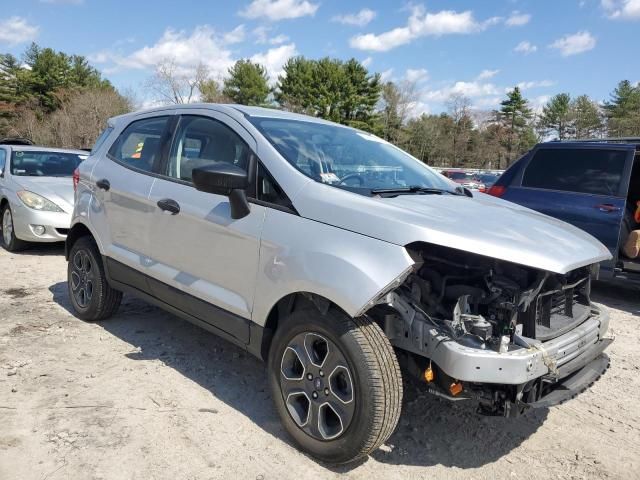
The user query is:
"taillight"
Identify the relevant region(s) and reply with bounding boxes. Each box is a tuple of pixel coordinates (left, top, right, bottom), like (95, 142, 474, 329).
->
(487, 185, 506, 197)
(73, 168, 80, 191)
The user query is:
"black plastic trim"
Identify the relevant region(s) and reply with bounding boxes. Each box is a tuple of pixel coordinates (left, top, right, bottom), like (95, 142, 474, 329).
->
(104, 257, 253, 347)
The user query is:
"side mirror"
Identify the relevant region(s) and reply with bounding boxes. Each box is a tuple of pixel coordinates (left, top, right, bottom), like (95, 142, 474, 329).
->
(192, 163, 250, 219)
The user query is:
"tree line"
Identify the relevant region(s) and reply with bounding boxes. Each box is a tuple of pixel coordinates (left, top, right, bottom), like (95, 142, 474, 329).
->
(1, 43, 639, 169)
(0, 43, 131, 149)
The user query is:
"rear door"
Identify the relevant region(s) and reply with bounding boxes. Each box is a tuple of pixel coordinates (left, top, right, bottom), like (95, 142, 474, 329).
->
(90, 114, 173, 274)
(500, 145, 635, 274)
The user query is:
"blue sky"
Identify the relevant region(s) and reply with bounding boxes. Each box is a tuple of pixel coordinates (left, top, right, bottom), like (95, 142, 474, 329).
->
(1, 0, 639, 113)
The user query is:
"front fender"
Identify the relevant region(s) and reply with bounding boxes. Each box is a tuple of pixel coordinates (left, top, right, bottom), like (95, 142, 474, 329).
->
(252, 209, 415, 325)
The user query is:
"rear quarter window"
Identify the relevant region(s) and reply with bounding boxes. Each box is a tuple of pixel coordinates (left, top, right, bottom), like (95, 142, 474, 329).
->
(522, 148, 627, 196)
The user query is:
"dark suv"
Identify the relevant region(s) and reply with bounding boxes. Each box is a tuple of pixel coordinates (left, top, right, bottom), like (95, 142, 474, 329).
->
(489, 140, 640, 283)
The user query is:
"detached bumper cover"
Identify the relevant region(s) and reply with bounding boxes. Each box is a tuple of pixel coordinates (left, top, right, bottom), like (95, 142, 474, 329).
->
(528, 351, 610, 408)
(421, 304, 610, 385)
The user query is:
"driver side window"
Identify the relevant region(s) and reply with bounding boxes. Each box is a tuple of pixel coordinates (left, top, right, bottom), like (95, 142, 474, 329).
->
(0, 149, 6, 176)
(165, 115, 251, 183)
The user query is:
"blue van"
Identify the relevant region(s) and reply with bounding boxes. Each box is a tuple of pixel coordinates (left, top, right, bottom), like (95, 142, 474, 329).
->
(488, 140, 640, 283)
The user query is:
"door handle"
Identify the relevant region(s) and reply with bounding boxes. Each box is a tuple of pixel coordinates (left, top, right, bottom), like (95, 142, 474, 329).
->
(96, 178, 110, 191)
(594, 203, 621, 213)
(157, 198, 180, 215)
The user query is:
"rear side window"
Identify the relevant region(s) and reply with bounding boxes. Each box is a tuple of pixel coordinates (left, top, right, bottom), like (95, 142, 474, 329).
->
(108, 117, 169, 172)
(91, 126, 114, 155)
(522, 148, 627, 196)
(0, 149, 6, 175)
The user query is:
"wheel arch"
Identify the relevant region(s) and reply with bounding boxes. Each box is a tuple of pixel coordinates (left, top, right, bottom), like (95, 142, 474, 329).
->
(65, 220, 103, 260)
(250, 291, 350, 362)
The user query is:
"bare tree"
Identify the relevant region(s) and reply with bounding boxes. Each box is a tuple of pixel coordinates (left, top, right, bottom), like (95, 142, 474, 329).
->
(10, 87, 131, 148)
(446, 94, 473, 167)
(378, 80, 419, 144)
(146, 59, 211, 105)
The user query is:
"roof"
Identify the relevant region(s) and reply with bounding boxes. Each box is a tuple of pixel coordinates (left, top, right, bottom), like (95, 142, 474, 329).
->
(111, 103, 346, 128)
(4, 145, 88, 155)
(552, 137, 640, 150)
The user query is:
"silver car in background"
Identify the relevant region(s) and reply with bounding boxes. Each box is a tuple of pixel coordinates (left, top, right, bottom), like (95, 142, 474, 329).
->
(0, 143, 87, 251)
(66, 105, 612, 464)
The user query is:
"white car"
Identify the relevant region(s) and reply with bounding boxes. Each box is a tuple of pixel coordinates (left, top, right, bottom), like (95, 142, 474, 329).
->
(0, 143, 87, 251)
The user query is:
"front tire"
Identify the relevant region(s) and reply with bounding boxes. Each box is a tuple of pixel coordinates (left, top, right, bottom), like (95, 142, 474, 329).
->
(1, 204, 27, 252)
(268, 308, 403, 464)
(67, 236, 122, 321)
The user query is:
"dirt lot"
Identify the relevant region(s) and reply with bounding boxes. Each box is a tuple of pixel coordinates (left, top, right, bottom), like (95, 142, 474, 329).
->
(1, 245, 639, 480)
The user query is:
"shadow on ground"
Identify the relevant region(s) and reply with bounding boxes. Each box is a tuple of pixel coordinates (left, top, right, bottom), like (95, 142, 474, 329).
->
(49, 281, 547, 471)
(592, 280, 640, 316)
(12, 242, 65, 256)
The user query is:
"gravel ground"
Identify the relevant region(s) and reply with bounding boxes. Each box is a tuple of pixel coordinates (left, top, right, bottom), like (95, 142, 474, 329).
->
(1, 244, 639, 480)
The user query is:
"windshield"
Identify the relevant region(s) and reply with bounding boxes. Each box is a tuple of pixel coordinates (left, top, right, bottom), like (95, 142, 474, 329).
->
(446, 171, 468, 180)
(250, 117, 455, 194)
(477, 173, 499, 184)
(10, 150, 86, 177)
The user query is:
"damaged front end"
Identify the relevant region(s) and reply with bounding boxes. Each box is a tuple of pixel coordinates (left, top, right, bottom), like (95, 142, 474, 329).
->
(365, 243, 612, 417)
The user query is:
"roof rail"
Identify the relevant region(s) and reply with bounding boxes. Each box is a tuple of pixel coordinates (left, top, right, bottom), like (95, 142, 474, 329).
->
(566, 137, 640, 143)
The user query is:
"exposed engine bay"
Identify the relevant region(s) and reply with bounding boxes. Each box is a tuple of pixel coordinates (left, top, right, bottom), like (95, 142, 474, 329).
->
(367, 243, 609, 416)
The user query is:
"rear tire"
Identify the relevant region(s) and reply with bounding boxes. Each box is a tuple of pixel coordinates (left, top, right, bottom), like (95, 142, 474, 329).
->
(1, 204, 28, 252)
(268, 308, 403, 464)
(67, 236, 122, 321)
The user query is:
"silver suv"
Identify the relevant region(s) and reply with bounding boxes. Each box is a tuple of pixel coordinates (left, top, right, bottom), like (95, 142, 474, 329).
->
(66, 105, 612, 464)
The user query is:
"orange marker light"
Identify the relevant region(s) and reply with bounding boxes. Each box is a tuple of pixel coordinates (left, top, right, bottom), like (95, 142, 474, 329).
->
(449, 382, 463, 396)
(423, 367, 434, 383)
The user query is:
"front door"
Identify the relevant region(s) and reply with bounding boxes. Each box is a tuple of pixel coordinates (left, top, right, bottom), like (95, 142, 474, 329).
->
(146, 112, 265, 343)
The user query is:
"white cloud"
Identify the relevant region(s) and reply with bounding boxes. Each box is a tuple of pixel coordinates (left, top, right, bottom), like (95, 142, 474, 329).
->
(332, 8, 376, 27)
(514, 80, 555, 90)
(602, 0, 640, 19)
(477, 69, 499, 80)
(0, 17, 38, 45)
(223, 25, 246, 44)
(380, 68, 394, 82)
(514, 41, 537, 54)
(549, 31, 596, 56)
(423, 80, 501, 103)
(505, 11, 531, 27)
(90, 26, 237, 79)
(269, 34, 289, 45)
(240, 0, 319, 21)
(250, 43, 297, 82)
(350, 5, 496, 52)
(406, 68, 429, 83)
(361, 56, 373, 67)
(252, 26, 270, 43)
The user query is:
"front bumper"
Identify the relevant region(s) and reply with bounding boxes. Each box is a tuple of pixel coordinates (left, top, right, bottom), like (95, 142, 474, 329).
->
(420, 304, 610, 385)
(11, 202, 71, 242)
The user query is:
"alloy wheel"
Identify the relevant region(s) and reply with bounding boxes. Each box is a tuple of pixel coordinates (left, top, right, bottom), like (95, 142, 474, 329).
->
(280, 332, 355, 441)
(70, 250, 95, 308)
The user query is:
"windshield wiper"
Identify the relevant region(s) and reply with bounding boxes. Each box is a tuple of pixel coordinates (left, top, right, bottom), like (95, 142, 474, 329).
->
(371, 185, 464, 197)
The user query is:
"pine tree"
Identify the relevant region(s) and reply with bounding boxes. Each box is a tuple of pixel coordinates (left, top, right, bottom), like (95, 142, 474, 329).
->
(276, 56, 381, 130)
(571, 95, 603, 138)
(222, 60, 270, 106)
(604, 80, 640, 136)
(499, 87, 533, 163)
(539, 93, 573, 139)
